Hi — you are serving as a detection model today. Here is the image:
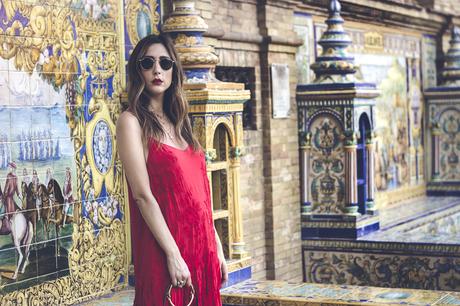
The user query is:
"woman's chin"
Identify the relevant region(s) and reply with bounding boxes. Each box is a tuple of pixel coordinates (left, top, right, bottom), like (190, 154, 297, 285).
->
(144, 87, 166, 98)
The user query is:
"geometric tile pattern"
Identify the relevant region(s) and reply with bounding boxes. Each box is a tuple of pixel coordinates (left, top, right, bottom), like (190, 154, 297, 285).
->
(303, 197, 460, 291)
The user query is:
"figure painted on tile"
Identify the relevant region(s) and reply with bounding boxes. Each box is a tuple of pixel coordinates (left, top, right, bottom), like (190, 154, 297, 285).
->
(0, 164, 34, 280)
(21, 179, 38, 238)
(23, 168, 30, 185)
(62, 167, 74, 226)
(21, 168, 30, 210)
(31, 169, 41, 213)
(45, 167, 53, 187)
(47, 178, 71, 238)
(37, 183, 53, 240)
(32, 169, 40, 192)
(3, 162, 21, 219)
(0, 206, 33, 279)
(393, 124, 409, 185)
(117, 33, 226, 306)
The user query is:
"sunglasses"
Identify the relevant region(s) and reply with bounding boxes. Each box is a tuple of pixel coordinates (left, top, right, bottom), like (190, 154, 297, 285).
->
(138, 56, 175, 71)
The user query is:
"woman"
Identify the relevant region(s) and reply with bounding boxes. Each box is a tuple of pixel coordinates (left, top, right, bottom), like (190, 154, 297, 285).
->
(117, 33, 227, 306)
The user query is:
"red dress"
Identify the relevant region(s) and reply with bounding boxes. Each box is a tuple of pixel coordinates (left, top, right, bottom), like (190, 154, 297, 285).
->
(128, 140, 222, 306)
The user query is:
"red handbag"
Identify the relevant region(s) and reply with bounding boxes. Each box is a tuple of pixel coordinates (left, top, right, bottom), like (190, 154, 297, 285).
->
(163, 284, 195, 306)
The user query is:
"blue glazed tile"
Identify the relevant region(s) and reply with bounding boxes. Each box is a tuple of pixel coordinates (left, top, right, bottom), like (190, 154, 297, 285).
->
(224, 266, 252, 288)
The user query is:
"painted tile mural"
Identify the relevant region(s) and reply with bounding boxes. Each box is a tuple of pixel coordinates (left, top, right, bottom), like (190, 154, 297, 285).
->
(354, 54, 424, 192)
(0, 0, 151, 302)
(313, 24, 425, 203)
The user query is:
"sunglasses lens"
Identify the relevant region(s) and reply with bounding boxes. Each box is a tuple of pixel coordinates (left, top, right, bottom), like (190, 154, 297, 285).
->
(159, 58, 174, 70)
(139, 57, 154, 70)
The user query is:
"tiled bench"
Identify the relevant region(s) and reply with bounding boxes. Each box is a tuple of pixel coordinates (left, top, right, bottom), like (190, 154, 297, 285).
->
(221, 280, 460, 306)
(78, 280, 460, 305)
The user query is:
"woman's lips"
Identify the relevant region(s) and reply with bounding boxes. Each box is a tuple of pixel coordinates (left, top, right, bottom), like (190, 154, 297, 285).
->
(152, 79, 163, 85)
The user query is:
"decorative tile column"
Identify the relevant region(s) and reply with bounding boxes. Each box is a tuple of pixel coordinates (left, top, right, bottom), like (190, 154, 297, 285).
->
(163, 0, 252, 285)
(344, 132, 359, 214)
(300, 132, 312, 215)
(431, 123, 442, 181)
(162, 0, 218, 83)
(365, 132, 376, 213)
(296, 0, 380, 239)
(424, 25, 460, 196)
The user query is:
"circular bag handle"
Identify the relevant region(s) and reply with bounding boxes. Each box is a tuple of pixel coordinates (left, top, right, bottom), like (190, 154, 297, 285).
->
(164, 284, 195, 306)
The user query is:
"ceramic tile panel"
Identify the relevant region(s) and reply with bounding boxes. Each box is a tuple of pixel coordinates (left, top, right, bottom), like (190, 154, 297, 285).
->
(222, 280, 459, 305)
(303, 244, 459, 291)
(74, 280, 460, 305)
(0, 0, 153, 302)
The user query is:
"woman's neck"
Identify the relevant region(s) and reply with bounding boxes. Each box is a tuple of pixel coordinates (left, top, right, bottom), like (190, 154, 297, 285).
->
(147, 94, 165, 115)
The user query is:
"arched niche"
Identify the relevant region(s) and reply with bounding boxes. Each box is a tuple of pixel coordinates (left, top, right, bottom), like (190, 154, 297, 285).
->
(210, 122, 233, 259)
(357, 112, 372, 214)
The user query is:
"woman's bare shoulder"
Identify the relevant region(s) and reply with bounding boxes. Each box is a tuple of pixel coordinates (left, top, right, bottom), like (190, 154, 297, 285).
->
(117, 111, 141, 132)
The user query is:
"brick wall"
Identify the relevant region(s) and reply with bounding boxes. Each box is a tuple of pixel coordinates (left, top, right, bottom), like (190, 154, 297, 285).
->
(198, 0, 303, 282)
(195, 0, 459, 285)
(205, 0, 269, 281)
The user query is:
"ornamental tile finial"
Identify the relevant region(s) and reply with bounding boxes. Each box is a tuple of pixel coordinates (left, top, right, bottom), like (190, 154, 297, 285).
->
(163, 0, 219, 83)
(441, 25, 460, 86)
(310, 0, 357, 83)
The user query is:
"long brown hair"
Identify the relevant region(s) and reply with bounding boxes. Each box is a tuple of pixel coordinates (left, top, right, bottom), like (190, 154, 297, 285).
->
(127, 33, 201, 151)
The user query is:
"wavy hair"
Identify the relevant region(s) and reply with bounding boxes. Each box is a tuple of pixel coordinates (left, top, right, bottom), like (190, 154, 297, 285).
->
(127, 33, 200, 151)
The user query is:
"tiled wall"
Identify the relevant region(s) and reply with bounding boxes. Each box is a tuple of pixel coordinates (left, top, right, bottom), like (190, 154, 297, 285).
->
(0, 0, 163, 303)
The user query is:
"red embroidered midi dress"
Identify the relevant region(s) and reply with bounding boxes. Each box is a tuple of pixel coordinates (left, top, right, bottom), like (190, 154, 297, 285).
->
(128, 140, 222, 306)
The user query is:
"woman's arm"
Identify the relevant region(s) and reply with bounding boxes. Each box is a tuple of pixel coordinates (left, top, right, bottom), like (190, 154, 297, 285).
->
(214, 228, 228, 286)
(116, 112, 191, 287)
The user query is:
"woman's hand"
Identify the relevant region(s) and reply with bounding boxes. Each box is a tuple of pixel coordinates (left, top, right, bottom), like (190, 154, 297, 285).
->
(166, 252, 192, 288)
(214, 228, 228, 287)
(218, 252, 228, 287)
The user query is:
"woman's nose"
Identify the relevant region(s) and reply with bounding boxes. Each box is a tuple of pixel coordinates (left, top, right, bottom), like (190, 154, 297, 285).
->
(152, 61, 161, 74)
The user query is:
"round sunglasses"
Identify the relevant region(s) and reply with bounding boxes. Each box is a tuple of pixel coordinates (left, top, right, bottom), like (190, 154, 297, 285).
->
(138, 56, 175, 71)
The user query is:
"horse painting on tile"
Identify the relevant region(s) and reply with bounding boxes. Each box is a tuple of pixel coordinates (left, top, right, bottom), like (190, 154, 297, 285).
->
(0, 0, 134, 303)
(0, 67, 77, 291)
